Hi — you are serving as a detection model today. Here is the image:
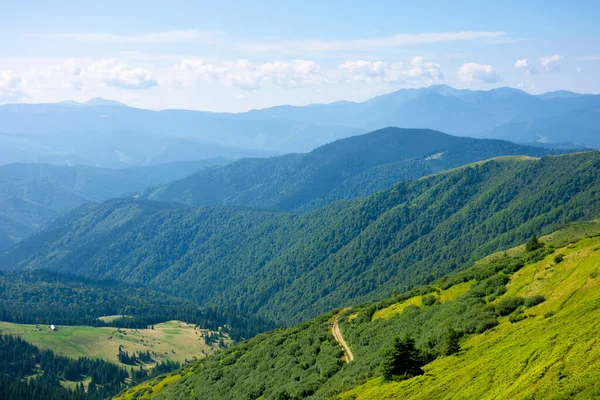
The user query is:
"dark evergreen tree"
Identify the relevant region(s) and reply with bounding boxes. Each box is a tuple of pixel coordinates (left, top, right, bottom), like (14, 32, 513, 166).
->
(381, 336, 424, 381)
(525, 235, 543, 252)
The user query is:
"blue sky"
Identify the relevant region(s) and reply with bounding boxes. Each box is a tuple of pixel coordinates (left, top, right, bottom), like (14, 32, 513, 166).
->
(1, 0, 598, 111)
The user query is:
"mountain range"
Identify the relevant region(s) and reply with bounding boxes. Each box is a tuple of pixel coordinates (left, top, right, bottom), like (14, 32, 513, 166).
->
(143, 127, 567, 211)
(0, 159, 228, 248)
(1, 85, 597, 169)
(2, 150, 599, 325)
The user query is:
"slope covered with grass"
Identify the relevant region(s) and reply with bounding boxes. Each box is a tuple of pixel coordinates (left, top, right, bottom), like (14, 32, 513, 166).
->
(114, 220, 600, 399)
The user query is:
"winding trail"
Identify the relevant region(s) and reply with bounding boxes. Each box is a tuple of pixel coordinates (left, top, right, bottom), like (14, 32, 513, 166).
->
(330, 308, 354, 363)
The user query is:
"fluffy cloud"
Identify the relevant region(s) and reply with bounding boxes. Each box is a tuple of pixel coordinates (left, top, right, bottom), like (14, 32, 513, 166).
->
(457, 62, 501, 83)
(87, 58, 158, 90)
(514, 58, 538, 75)
(338, 57, 442, 84)
(539, 54, 564, 72)
(173, 59, 324, 91)
(0, 70, 28, 102)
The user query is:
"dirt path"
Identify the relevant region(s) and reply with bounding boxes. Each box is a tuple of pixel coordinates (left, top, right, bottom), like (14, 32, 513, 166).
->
(330, 308, 354, 363)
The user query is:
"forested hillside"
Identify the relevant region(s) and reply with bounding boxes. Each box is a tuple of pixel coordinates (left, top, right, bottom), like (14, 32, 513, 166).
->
(144, 128, 564, 211)
(0, 270, 274, 341)
(115, 220, 600, 400)
(2, 151, 599, 326)
(0, 159, 228, 244)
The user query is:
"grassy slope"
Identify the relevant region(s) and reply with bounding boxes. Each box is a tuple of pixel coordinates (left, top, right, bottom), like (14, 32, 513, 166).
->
(114, 220, 600, 399)
(335, 233, 600, 399)
(0, 320, 229, 368)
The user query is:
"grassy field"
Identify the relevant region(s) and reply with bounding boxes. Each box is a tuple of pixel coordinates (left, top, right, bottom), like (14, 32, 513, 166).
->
(373, 280, 474, 320)
(0, 320, 229, 368)
(334, 235, 600, 399)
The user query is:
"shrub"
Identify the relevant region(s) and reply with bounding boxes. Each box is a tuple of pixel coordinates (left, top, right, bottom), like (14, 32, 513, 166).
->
(526, 235, 543, 252)
(554, 254, 564, 264)
(509, 312, 526, 324)
(421, 294, 437, 307)
(524, 295, 546, 308)
(441, 328, 460, 356)
(495, 296, 525, 316)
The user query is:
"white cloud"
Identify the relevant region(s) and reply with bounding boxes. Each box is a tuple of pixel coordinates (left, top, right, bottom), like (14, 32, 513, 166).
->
(172, 59, 324, 91)
(85, 58, 158, 90)
(17, 58, 158, 96)
(338, 57, 442, 84)
(539, 54, 564, 73)
(45, 29, 225, 44)
(514, 58, 538, 75)
(41, 29, 505, 55)
(457, 62, 501, 83)
(0, 70, 28, 102)
(577, 67, 582, 73)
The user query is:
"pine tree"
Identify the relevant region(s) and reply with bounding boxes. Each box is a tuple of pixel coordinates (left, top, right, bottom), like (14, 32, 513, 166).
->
(381, 336, 424, 381)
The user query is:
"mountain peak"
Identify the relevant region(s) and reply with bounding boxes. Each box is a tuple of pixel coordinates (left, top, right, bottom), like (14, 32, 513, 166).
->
(83, 97, 127, 107)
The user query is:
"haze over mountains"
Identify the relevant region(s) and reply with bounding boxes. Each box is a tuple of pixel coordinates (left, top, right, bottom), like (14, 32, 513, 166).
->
(1, 85, 597, 170)
(0, 159, 228, 249)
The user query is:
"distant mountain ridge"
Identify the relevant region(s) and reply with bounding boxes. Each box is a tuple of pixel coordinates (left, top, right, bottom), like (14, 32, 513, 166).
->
(143, 127, 569, 211)
(0, 159, 229, 245)
(0, 85, 598, 170)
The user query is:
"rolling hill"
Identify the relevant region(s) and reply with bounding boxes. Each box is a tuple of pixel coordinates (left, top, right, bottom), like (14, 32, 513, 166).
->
(143, 127, 566, 211)
(114, 220, 600, 399)
(1, 151, 600, 326)
(0, 159, 229, 244)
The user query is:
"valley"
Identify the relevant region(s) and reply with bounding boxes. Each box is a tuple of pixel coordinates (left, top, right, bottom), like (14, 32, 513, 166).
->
(0, 320, 228, 368)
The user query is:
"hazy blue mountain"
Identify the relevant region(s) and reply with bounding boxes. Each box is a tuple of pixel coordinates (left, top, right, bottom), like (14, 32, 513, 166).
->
(0, 130, 274, 168)
(144, 127, 567, 211)
(241, 85, 600, 148)
(1, 86, 598, 169)
(0, 231, 13, 253)
(0, 102, 362, 157)
(487, 106, 600, 148)
(0, 159, 229, 243)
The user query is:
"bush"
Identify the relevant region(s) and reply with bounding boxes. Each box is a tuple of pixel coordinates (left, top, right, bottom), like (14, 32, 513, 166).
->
(441, 328, 460, 356)
(495, 296, 525, 316)
(421, 294, 437, 307)
(508, 311, 526, 324)
(524, 295, 546, 308)
(553, 254, 564, 264)
(526, 235, 543, 252)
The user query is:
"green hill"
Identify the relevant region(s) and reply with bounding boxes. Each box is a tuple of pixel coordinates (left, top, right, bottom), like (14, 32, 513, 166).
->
(144, 127, 564, 211)
(0, 159, 229, 243)
(114, 220, 600, 399)
(2, 151, 600, 326)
